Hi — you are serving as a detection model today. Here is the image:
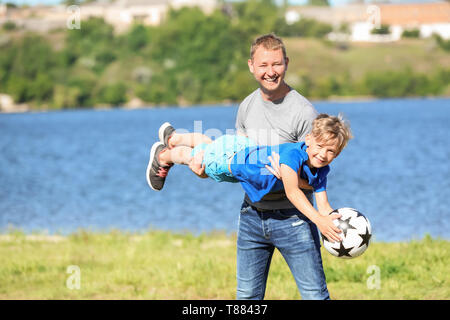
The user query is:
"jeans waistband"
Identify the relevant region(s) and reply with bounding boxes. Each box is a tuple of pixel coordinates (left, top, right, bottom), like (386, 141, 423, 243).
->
(244, 201, 311, 221)
(249, 205, 274, 213)
(246, 203, 301, 216)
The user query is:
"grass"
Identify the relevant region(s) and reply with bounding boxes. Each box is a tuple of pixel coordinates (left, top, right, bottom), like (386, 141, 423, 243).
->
(284, 38, 450, 82)
(0, 230, 448, 300)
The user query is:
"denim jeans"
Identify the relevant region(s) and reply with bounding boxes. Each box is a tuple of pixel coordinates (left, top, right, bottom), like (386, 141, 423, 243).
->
(236, 202, 330, 300)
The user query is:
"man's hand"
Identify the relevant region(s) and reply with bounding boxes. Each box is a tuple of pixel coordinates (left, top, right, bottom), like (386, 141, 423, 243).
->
(189, 151, 208, 178)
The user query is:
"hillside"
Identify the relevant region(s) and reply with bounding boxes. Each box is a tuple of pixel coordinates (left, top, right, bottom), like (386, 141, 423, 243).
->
(0, 10, 449, 111)
(285, 38, 450, 81)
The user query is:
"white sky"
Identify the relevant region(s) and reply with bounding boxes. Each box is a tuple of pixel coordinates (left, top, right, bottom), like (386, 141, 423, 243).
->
(1, 0, 441, 7)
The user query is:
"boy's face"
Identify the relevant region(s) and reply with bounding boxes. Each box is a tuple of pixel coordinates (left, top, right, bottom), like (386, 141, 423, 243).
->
(305, 134, 340, 168)
(248, 46, 288, 95)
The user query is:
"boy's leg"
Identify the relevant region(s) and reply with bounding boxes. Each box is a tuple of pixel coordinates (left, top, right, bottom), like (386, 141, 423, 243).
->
(159, 121, 212, 149)
(169, 132, 212, 149)
(159, 146, 193, 166)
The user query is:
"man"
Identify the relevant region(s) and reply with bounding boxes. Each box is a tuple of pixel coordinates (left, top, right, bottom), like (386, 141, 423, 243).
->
(192, 33, 330, 300)
(234, 33, 329, 300)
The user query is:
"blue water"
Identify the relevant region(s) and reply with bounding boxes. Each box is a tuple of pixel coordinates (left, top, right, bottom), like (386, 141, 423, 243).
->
(0, 98, 449, 241)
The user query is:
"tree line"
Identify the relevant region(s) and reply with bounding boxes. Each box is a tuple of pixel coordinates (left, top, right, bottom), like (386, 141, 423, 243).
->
(0, 0, 448, 110)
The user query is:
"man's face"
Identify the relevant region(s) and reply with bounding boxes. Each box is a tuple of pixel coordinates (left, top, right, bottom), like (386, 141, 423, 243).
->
(305, 134, 340, 168)
(248, 46, 289, 95)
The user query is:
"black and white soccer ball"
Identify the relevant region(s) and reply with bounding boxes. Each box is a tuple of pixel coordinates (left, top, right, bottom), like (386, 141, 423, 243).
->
(322, 207, 372, 259)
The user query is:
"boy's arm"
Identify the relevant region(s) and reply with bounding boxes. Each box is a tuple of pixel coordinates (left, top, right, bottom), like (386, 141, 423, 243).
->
(265, 152, 313, 190)
(314, 191, 334, 216)
(281, 164, 342, 242)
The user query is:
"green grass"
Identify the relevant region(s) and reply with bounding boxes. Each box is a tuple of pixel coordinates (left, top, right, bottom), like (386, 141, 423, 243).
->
(284, 38, 450, 83)
(0, 230, 448, 299)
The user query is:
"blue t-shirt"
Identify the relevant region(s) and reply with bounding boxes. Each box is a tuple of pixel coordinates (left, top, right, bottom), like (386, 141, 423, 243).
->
(229, 142, 330, 203)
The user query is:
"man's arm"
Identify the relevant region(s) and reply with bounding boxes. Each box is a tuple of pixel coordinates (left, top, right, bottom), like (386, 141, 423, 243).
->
(281, 164, 342, 242)
(235, 101, 247, 137)
(188, 150, 208, 178)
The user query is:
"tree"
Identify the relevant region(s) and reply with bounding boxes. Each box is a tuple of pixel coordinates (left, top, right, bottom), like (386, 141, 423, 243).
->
(151, 7, 245, 103)
(98, 83, 127, 106)
(232, 0, 280, 36)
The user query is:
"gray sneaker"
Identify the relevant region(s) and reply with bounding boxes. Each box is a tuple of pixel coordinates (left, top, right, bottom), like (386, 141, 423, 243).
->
(158, 122, 176, 148)
(146, 141, 173, 191)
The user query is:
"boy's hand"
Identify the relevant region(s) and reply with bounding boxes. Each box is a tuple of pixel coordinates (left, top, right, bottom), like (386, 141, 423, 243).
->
(315, 213, 342, 243)
(266, 152, 313, 190)
(265, 151, 282, 179)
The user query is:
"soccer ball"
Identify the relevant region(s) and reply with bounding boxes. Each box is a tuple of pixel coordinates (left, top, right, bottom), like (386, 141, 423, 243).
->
(322, 208, 372, 259)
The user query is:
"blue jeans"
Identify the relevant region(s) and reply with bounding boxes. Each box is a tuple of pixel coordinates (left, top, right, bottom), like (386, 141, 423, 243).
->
(236, 202, 330, 300)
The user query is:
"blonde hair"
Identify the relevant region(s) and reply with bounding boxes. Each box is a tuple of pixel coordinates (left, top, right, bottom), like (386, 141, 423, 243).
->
(250, 33, 287, 61)
(311, 113, 353, 155)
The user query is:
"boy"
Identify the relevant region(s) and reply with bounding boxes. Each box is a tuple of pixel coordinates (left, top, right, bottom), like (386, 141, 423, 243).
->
(146, 113, 352, 243)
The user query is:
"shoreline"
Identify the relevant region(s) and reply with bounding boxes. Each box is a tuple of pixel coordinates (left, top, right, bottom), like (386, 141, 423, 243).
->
(1, 94, 449, 114)
(0, 229, 447, 244)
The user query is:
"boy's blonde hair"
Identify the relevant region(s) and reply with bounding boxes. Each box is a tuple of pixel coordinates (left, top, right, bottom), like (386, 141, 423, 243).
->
(250, 33, 287, 61)
(311, 113, 353, 155)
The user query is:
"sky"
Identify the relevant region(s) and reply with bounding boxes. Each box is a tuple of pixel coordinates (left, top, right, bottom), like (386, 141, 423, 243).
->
(1, 0, 441, 7)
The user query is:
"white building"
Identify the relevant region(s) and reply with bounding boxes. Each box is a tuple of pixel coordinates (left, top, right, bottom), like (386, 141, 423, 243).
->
(286, 2, 450, 42)
(81, 0, 218, 32)
(0, 0, 219, 33)
(378, 2, 450, 40)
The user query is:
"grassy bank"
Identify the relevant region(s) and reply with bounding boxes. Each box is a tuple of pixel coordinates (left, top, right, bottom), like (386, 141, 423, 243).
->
(0, 231, 448, 299)
(2, 14, 449, 111)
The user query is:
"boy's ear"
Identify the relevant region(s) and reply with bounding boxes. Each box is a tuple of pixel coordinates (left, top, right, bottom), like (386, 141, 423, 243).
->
(304, 134, 311, 146)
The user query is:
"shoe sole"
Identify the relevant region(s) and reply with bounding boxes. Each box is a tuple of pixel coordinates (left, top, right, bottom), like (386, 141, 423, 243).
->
(158, 122, 172, 146)
(146, 141, 164, 191)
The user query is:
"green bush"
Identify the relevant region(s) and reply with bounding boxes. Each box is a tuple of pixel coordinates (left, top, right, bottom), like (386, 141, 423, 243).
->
(363, 69, 448, 98)
(402, 29, 420, 38)
(136, 75, 177, 105)
(6, 75, 29, 103)
(2, 21, 16, 31)
(371, 25, 390, 35)
(52, 85, 82, 109)
(98, 83, 127, 106)
(434, 34, 450, 52)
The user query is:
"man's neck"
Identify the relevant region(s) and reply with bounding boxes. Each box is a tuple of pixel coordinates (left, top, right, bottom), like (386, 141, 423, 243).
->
(259, 82, 291, 102)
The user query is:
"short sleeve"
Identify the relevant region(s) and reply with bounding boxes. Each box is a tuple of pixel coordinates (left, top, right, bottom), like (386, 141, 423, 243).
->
(235, 96, 251, 136)
(313, 166, 330, 193)
(235, 107, 246, 136)
(294, 103, 318, 142)
(279, 148, 306, 174)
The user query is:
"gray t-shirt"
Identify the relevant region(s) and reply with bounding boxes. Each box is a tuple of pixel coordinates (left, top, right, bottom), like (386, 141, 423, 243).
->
(235, 87, 318, 210)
